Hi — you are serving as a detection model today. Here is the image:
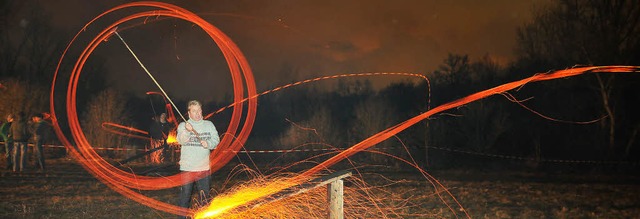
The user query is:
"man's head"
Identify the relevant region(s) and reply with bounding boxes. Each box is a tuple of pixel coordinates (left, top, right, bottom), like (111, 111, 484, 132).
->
(187, 100, 203, 121)
(6, 114, 13, 123)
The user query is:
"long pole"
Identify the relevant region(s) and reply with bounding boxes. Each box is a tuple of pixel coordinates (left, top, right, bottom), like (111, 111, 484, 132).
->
(113, 30, 187, 123)
(112, 30, 203, 142)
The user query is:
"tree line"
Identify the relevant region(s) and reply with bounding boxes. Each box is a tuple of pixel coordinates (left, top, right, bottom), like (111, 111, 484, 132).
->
(1, 0, 639, 171)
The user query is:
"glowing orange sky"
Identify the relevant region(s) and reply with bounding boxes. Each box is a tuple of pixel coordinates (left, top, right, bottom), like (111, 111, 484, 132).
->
(28, 0, 551, 102)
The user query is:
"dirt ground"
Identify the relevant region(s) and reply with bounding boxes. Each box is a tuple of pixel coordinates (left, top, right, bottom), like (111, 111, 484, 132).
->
(1, 157, 639, 218)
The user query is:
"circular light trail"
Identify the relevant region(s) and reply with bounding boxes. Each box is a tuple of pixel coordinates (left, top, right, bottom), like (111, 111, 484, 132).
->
(50, 1, 257, 216)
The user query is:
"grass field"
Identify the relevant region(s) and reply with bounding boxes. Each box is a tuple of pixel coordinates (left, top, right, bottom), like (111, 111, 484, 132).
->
(1, 157, 639, 218)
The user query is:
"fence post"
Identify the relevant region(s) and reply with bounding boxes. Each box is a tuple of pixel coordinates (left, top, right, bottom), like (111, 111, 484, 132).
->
(328, 179, 344, 219)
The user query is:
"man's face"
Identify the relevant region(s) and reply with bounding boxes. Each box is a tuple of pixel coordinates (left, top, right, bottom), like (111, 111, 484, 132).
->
(188, 104, 203, 121)
(160, 113, 167, 123)
(6, 116, 12, 122)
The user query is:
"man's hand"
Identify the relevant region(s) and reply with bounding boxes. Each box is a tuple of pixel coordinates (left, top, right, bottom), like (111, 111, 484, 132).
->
(200, 140, 208, 148)
(185, 123, 194, 133)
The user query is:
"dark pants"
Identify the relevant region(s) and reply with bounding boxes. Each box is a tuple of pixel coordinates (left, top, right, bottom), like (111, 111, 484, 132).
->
(12, 141, 26, 172)
(4, 140, 13, 169)
(178, 170, 211, 218)
(33, 137, 45, 170)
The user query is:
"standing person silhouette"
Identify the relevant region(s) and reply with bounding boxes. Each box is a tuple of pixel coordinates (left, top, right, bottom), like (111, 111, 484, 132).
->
(0, 114, 13, 170)
(31, 113, 47, 171)
(149, 112, 173, 163)
(176, 100, 219, 217)
(9, 112, 28, 172)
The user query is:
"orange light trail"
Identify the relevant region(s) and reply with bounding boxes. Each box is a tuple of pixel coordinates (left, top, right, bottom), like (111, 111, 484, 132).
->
(196, 66, 640, 218)
(205, 72, 432, 119)
(50, 1, 257, 216)
(47, 1, 640, 218)
(301, 66, 640, 178)
(146, 91, 179, 126)
(101, 122, 150, 140)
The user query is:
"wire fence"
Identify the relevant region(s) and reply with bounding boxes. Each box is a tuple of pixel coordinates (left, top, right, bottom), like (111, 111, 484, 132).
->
(1, 141, 637, 166)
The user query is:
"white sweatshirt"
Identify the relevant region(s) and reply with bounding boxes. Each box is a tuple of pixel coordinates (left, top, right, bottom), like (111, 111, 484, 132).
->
(177, 119, 220, 171)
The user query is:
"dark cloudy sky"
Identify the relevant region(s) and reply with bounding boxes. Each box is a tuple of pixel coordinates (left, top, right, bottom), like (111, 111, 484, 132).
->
(36, 0, 550, 103)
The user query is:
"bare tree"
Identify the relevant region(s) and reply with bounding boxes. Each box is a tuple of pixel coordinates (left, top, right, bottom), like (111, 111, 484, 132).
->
(81, 88, 133, 158)
(351, 96, 398, 166)
(433, 54, 471, 86)
(0, 1, 66, 84)
(515, 0, 640, 157)
(0, 78, 48, 118)
(277, 106, 338, 149)
(456, 99, 511, 153)
(273, 104, 341, 164)
(517, 0, 639, 66)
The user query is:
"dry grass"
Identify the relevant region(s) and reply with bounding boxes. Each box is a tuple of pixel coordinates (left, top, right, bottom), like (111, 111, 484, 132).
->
(0, 158, 176, 219)
(1, 158, 639, 218)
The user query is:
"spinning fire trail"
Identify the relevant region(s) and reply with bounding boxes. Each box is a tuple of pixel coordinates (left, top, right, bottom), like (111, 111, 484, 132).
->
(47, 1, 640, 218)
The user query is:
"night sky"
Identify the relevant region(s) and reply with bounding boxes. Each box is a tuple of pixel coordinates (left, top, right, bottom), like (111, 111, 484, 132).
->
(35, 0, 549, 103)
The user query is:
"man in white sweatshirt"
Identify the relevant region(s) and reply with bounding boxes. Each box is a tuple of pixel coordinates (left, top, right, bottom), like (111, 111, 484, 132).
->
(176, 100, 220, 212)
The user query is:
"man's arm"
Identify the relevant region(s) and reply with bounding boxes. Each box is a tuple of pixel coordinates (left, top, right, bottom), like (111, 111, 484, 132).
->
(176, 122, 190, 145)
(0, 124, 8, 140)
(206, 123, 220, 150)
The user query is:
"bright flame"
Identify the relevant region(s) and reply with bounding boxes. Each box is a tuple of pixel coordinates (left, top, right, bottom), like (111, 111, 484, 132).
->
(194, 177, 302, 218)
(166, 130, 177, 144)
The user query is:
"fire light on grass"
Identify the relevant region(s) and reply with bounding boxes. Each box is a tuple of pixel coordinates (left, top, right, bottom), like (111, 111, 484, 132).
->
(193, 169, 435, 219)
(194, 176, 303, 218)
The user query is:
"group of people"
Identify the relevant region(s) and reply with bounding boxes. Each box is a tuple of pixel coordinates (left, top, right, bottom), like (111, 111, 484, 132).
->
(1, 100, 220, 216)
(0, 112, 49, 172)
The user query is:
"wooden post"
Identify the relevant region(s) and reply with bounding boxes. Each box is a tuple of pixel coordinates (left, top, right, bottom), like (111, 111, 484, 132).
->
(243, 170, 351, 216)
(328, 179, 344, 219)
